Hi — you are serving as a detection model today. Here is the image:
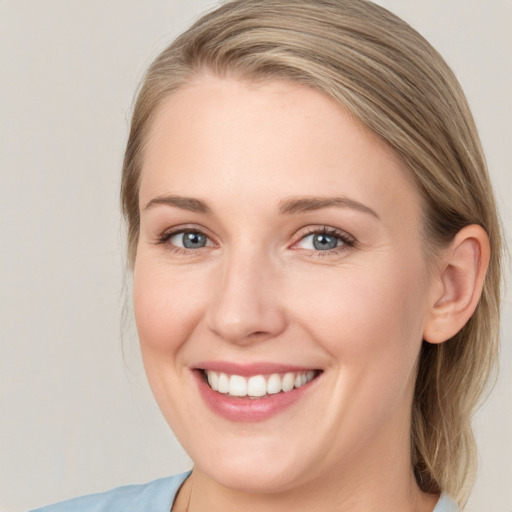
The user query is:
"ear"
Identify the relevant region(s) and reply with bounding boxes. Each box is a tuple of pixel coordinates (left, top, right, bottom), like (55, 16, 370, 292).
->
(423, 225, 490, 344)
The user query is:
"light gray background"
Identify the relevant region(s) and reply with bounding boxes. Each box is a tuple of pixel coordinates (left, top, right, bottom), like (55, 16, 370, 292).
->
(1, 1, 510, 511)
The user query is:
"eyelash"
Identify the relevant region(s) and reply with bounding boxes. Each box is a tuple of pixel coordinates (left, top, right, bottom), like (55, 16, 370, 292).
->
(293, 226, 356, 257)
(156, 227, 214, 255)
(156, 226, 356, 257)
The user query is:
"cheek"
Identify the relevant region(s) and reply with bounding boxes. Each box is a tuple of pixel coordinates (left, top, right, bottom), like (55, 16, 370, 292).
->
(292, 258, 428, 369)
(132, 257, 210, 427)
(294, 259, 428, 438)
(133, 257, 206, 356)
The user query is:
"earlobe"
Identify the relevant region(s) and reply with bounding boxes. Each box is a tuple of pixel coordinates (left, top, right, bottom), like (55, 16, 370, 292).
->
(423, 225, 490, 344)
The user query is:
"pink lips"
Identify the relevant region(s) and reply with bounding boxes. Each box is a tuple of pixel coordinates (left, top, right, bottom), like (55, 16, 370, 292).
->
(193, 361, 320, 422)
(196, 361, 313, 376)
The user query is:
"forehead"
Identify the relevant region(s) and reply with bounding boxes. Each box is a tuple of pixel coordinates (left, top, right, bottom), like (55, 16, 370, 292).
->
(140, 76, 422, 225)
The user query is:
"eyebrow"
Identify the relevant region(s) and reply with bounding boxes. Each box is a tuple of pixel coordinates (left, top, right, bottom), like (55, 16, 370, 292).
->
(144, 195, 211, 213)
(278, 196, 379, 218)
(143, 194, 379, 219)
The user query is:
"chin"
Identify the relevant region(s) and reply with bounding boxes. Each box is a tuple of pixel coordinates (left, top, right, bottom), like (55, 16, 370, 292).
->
(200, 456, 310, 494)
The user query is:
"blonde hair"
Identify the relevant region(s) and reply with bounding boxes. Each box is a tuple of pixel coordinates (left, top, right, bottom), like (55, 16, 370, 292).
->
(121, 0, 502, 504)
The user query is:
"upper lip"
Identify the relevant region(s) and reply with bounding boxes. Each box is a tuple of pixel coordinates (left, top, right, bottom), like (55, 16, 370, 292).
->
(194, 361, 320, 377)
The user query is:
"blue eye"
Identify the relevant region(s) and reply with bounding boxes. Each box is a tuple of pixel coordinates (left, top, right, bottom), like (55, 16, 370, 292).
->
(311, 233, 339, 250)
(169, 231, 210, 249)
(294, 228, 354, 252)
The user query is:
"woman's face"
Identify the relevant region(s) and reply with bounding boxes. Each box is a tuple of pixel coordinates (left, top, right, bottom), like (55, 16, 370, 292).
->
(134, 77, 436, 492)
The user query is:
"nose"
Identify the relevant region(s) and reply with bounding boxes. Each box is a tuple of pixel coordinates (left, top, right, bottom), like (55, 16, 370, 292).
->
(205, 249, 287, 345)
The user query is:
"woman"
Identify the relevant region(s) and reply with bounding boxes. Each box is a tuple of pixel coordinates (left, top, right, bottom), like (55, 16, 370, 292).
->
(31, 0, 502, 510)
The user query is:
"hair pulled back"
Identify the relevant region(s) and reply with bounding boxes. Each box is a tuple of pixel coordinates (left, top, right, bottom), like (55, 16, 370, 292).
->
(121, 0, 502, 504)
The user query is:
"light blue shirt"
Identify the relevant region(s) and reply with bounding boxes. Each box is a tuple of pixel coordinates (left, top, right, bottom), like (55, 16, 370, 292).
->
(29, 471, 460, 511)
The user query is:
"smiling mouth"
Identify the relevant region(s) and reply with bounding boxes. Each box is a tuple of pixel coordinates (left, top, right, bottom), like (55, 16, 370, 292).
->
(200, 369, 321, 399)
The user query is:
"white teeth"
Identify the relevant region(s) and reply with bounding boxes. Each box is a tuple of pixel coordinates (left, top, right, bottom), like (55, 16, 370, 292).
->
(204, 370, 317, 398)
(229, 375, 247, 396)
(247, 375, 267, 397)
(207, 371, 219, 391)
(282, 372, 295, 392)
(217, 372, 229, 394)
(266, 373, 282, 394)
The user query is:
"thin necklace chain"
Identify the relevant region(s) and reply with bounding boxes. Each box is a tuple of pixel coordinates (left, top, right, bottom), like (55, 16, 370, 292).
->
(185, 473, 193, 512)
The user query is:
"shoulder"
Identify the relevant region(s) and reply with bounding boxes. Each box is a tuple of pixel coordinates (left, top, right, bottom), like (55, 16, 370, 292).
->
(433, 493, 460, 512)
(28, 472, 190, 512)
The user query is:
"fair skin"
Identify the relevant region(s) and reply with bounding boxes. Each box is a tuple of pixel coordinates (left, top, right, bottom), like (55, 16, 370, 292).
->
(133, 76, 488, 511)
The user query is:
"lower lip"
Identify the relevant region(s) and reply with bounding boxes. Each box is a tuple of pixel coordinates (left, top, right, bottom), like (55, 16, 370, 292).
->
(193, 370, 318, 422)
